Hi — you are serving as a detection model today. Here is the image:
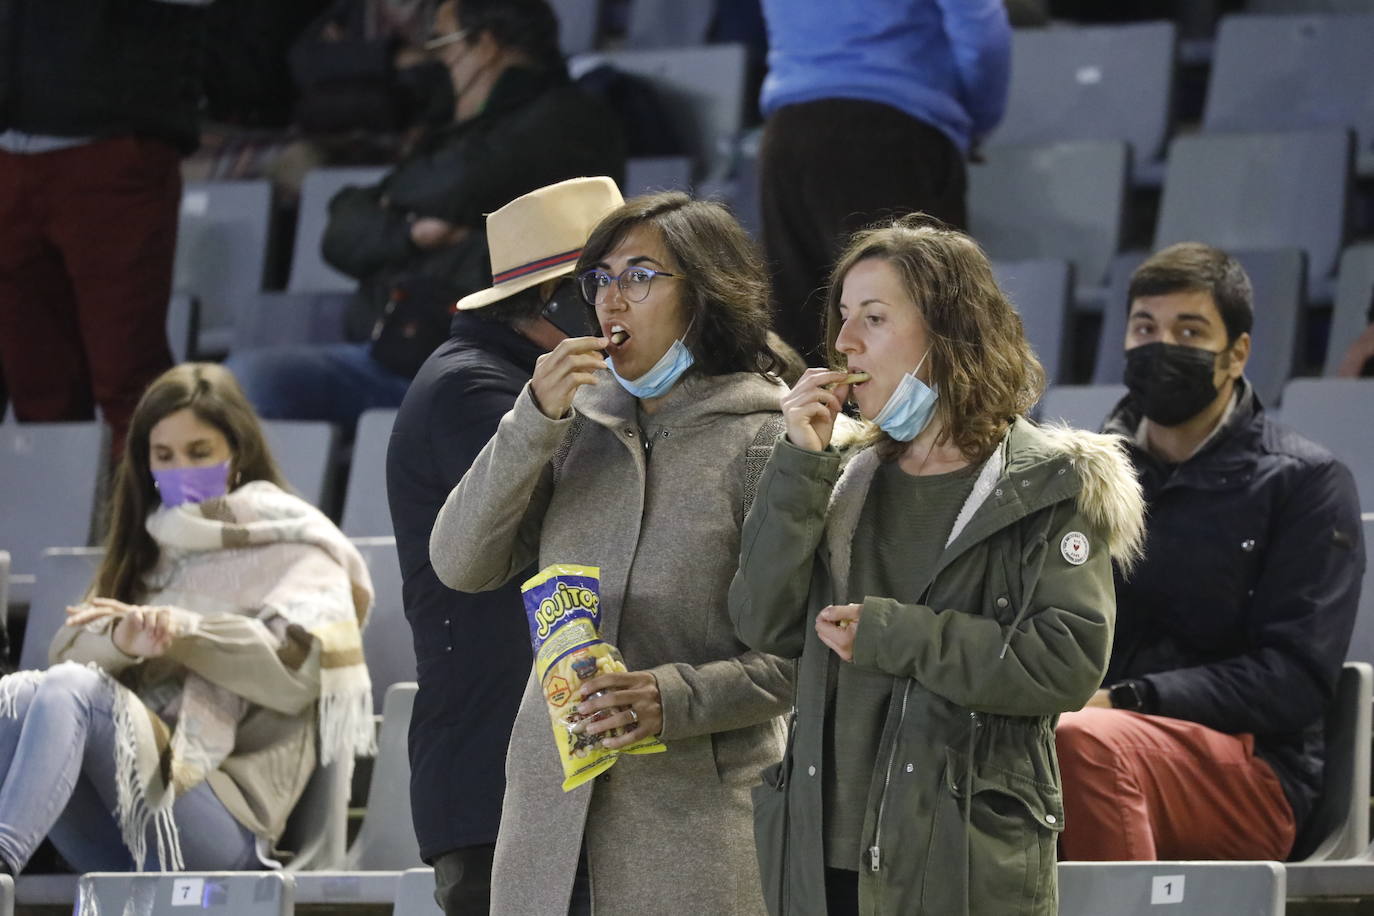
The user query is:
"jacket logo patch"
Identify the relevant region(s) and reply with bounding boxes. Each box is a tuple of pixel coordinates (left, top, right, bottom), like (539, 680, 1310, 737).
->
(1060, 531, 1090, 566)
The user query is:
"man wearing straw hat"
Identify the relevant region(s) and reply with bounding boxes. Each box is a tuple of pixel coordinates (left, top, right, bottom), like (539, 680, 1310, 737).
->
(386, 176, 624, 916)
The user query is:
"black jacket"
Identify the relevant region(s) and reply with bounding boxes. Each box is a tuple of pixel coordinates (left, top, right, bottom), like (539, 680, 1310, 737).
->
(0, 0, 208, 152)
(321, 64, 626, 341)
(385, 312, 541, 859)
(1103, 380, 1365, 837)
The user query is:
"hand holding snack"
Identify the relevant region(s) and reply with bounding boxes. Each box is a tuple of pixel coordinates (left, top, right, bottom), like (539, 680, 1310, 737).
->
(522, 564, 666, 791)
(575, 670, 663, 749)
(782, 368, 862, 451)
(530, 336, 610, 419)
(816, 602, 863, 662)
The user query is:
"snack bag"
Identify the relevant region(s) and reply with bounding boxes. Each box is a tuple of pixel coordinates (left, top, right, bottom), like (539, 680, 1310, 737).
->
(521, 563, 666, 791)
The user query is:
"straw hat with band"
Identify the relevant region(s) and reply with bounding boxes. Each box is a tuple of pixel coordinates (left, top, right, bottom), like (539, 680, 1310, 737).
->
(456, 176, 625, 312)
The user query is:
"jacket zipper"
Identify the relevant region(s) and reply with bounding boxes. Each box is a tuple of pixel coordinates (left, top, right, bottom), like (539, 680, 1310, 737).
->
(870, 679, 913, 873)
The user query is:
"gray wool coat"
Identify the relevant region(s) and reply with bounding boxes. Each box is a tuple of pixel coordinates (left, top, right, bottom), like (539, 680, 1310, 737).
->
(431, 369, 793, 916)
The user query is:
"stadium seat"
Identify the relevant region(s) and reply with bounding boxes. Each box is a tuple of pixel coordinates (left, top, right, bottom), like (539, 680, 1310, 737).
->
(173, 180, 274, 356)
(1204, 13, 1374, 176)
(1094, 247, 1307, 409)
(1343, 518, 1374, 668)
(1249, 0, 1374, 10)
(342, 410, 399, 538)
(1058, 861, 1285, 916)
(289, 168, 390, 294)
(261, 419, 341, 512)
(1289, 662, 1372, 861)
(166, 293, 198, 364)
(624, 155, 694, 197)
(1326, 243, 1374, 376)
(0, 876, 11, 916)
(19, 547, 102, 673)
(0, 422, 105, 608)
(991, 259, 1075, 385)
(571, 44, 749, 181)
(280, 757, 351, 872)
(230, 291, 350, 352)
(969, 140, 1129, 292)
(395, 869, 443, 916)
(1036, 385, 1127, 432)
(1153, 130, 1350, 302)
(0, 550, 8, 637)
(350, 537, 416, 707)
(76, 873, 292, 916)
(625, 0, 714, 48)
(551, 0, 601, 56)
(991, 22, 1176, 183)
(1278, 378, 1374, 509)
(345, 682, 422, 870)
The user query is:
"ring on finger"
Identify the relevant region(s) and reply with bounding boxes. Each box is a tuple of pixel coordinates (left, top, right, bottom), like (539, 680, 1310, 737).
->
(628, 708, 639, 725)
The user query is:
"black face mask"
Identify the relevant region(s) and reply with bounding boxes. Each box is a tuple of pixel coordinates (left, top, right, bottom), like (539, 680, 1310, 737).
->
(1122, 341, 1223, 427)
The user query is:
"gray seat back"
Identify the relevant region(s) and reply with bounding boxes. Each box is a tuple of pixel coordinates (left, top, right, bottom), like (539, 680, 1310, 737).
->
(969, 140, 1129, 287)
(1095, 247, 1306, 409)
(351, 537, 416, 708)
(0, 423, 104, 607)
(1036, 385, 1128, 432)
(289, 168, 390, 293)
(1326, 243, 1374, 376)
(20, 547, 103, 673)
(625, 0, 714, 49)
(342, 410, 398, 538)
(550, 0, 601, 56)
(1291, 662, 1373, 860)
(262, 419, 340, 510)
(1204, 14, 1374, 176)
(1058, 862, 1285, 915)
(624, 155, 694, 197)
(174, 180, 274, 354)
(991, 258, 1074, 385)
(347, 682, 423, 870)
(231, 291, 350, 352)
(75, 873, 292, 916)
(992, 22, 1176, 169)
(571, 44, 748, 181)
(394, 868, 444, 916)
(1347, 518, 1374, 667)
(1279, 378, 1374, 510)
(1154, 130, 1350, 297)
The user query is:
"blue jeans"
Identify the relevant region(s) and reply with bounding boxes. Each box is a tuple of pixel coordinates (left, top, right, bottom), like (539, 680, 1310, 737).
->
(224, 342, 411, 434)
(0, 663, 259, 873)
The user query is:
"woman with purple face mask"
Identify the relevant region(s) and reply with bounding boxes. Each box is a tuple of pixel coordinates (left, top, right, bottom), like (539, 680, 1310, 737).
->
(0, 363, 375, 875)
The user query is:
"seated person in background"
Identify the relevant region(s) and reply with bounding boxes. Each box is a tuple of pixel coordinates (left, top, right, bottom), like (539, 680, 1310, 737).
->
(387, 176, 624, 915)
(0, 363, 374, 874)
(225, 0, 625, 434)
(1335, 289, 1374, 377)
(1056, 242, 1366, 861)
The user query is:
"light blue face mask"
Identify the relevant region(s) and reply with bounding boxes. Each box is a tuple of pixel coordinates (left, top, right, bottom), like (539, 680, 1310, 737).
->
(609, 332, 695, 399)
(868, 349, 939, 442)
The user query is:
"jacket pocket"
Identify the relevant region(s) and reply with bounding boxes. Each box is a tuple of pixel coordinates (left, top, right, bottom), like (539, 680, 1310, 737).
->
(932, 747, 1063, 916)
(752, 758, 789, 916)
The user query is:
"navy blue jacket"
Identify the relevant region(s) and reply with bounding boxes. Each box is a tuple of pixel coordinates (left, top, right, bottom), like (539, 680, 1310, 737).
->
(386, 313, 541, 860)
(1103, 380, 1365, 837)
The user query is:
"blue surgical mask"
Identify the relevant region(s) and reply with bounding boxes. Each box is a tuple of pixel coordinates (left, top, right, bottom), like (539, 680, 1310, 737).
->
(609, 335, 695, 399)
(152, 460, 231, 508)
(868, 349, 939, 442)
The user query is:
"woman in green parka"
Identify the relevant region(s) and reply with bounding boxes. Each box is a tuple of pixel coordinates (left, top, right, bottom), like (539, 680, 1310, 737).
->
(729, 217, 1146, 916)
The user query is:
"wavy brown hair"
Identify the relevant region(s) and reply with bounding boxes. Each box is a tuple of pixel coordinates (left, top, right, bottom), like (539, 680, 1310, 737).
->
(824, 215, 1046, 463)
(577, 191, 784, 379)
(92, 363, 288, 603)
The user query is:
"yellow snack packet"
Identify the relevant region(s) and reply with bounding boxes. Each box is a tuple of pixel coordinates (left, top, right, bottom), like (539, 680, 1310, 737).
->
(521, 563, 666, 791)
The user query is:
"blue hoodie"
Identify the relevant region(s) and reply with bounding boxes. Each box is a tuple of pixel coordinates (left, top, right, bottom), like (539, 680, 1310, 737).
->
(760, 0, 1012, 154)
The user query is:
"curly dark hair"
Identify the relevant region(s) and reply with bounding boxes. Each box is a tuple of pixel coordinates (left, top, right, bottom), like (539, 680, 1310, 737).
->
(825, 214, 1046, 463)
(576, 191, 784, 379)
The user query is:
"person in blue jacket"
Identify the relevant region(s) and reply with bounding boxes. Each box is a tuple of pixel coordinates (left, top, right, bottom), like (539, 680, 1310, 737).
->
(756, 0, 1011, 365)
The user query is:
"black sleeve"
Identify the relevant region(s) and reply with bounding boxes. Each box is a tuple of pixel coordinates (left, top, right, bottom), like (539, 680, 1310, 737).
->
(320, 184, 416, 279)
(1146, 458, 1366, 734)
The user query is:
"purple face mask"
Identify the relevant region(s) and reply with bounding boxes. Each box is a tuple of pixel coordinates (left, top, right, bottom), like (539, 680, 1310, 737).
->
(152, 460, 231, 508)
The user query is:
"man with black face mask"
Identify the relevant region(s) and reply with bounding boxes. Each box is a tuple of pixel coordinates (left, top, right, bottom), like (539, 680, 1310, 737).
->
(1055, 242, 1365, 861)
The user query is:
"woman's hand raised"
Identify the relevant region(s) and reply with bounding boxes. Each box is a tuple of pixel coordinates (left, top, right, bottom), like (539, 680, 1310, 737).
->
(782, 369, 851, 452)
(530, 336, 610, 420)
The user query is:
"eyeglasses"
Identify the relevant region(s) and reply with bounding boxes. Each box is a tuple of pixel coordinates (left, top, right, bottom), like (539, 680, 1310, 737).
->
(423, 28, 470, 52)
(578, 266, 683, 306)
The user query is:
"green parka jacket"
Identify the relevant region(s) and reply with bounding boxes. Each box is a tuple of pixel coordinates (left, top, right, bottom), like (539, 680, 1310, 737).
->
(728, 419, 1145, 916)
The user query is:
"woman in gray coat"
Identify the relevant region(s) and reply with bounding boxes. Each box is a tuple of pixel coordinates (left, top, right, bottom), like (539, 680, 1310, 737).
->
(430, 192, 793, 916)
